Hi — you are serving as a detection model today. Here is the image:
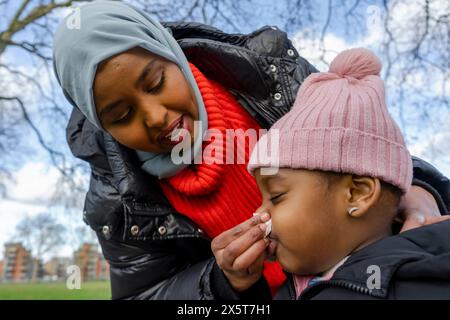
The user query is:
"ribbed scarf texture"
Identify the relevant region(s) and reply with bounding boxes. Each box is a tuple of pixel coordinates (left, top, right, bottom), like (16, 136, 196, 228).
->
(159, 63, 285, 295)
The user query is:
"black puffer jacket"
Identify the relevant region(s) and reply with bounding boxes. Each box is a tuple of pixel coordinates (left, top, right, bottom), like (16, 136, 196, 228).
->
(65, 22, 450, 300)
(275, 220, 450, 300)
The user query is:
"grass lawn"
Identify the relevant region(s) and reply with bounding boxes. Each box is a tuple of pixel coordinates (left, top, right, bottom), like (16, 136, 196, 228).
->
(0, 281, 111, 300)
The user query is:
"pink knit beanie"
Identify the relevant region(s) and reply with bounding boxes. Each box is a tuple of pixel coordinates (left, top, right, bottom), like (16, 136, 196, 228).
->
(248, 48, 413, 193)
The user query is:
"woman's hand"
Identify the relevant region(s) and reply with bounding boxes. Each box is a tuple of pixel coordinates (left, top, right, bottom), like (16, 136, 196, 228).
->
(211, 213, 270, 292)
(398, 185, 450, 232)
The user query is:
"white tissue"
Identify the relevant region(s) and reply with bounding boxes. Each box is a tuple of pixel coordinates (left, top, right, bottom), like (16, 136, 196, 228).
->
(264, 219, 272, 238)
(253, 213, 272, 238)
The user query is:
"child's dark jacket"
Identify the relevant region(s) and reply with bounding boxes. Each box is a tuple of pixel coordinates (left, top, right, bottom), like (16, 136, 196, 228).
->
(274, 220, 450, 300)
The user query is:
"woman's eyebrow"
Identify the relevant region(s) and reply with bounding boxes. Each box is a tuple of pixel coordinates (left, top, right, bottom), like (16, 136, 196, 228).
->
(134, 58, 157, 88)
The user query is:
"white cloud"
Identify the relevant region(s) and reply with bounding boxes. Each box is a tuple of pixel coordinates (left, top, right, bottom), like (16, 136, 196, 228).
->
(292, 29, 349, 71)
(0, 199, 77, 260)
(409, 130, 450, 178)
(0, 50, 54, 116)
(0, 199, 45, 260)
(291, 7, 386, 71)
(5, 162, 61, 205)
(432, 71, 450, 98)
(408, 113, 450, 172)
(387, 0, 450, 52)
(0, 160, 91, 260)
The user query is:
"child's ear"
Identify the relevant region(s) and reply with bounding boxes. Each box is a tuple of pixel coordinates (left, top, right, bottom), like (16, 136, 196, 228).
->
(345, 175, 381, 218)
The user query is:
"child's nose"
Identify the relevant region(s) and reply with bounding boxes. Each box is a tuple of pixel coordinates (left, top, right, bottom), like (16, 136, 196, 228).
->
(254, 205, 269, 214)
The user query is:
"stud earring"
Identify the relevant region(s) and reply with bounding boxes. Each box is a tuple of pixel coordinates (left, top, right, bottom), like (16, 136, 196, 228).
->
(348, 207, 359, 217)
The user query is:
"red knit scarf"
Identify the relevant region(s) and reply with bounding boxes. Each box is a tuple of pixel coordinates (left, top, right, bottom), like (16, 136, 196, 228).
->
(159, 63, 285, 295)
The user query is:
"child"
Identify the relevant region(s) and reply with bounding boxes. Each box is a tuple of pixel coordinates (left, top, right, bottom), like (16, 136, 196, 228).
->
(245, 48, 450, 299)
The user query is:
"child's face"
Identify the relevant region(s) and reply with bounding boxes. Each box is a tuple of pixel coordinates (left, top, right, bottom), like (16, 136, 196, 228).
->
(93, 47, 199, 153)
(254, 168, 353, 275)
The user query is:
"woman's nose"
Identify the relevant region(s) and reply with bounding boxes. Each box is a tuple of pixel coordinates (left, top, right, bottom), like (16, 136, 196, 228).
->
(142, 103, 168, 129)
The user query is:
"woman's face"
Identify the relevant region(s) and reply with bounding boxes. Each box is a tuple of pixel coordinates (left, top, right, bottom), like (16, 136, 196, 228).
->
(254, 168, 352, 275)
(93, 46, 199, 153)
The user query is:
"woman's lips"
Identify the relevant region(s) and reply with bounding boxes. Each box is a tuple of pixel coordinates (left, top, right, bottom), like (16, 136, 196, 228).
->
(158, 114, 188, 146)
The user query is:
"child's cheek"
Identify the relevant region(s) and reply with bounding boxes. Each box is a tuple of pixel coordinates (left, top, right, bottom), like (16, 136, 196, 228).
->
(277, 209, 323, 274)
(272, 218, 299, 260)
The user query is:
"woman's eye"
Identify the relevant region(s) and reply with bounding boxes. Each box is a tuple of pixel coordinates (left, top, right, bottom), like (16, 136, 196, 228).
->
(146, 71, 165, 94)
(113, 108, 132, 124)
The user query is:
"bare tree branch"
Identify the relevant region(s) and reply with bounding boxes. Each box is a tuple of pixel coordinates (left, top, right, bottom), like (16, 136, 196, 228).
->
(0, 95, 69, 176)
(0, 0, 85, 55)
(13, 212, 66, 281)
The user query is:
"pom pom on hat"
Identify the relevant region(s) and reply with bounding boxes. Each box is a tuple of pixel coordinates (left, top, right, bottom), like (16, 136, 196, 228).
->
(329, 47, 381, 79)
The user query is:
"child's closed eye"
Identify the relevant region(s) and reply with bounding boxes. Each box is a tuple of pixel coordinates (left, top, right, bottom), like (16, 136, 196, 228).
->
(269, 193, 285, 204)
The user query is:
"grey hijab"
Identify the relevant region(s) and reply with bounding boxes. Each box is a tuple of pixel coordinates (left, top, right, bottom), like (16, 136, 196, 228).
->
(52, 0, 207, 179)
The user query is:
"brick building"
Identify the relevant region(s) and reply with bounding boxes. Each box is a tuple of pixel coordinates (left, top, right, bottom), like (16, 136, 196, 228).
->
(2, 243, 33, 282)
(43, 257, 72, 280)
(73, 243, 109, 281)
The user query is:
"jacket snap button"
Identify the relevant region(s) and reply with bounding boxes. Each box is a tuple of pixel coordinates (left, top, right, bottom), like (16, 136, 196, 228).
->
(274, 92, 282, 101)
(130, 225, 140, 236)
(270, 64, 277, 72)
(158, 226, 167, 235)
(198, 228, 204, 234)
(102, 225, 110, 237)
(287, 49, 295, 56)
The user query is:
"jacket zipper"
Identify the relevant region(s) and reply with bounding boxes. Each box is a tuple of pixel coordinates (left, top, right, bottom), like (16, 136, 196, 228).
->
(298, 279, 373, 300)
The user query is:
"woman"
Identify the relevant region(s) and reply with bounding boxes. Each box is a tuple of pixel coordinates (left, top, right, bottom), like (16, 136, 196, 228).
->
(53, 1, 449, 299)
